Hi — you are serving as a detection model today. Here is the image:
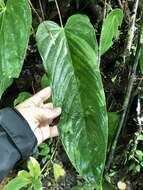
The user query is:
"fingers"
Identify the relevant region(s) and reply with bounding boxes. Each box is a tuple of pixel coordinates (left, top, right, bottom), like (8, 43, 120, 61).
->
(41, 125, 59, 140)
(46, 107, 61, 120)
(37, 107, 61, 122)
(49, 125, 59, 137)
(35, 125, 59, 144)
(44, 103, 53, 109)
(29, 87, 52, 106)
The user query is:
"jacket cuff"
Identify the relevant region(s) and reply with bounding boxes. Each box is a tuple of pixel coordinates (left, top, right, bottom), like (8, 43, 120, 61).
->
(0, 107, 37, 159)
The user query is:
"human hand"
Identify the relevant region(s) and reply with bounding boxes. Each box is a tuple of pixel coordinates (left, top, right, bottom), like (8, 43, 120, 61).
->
(16, 87, 61, 144)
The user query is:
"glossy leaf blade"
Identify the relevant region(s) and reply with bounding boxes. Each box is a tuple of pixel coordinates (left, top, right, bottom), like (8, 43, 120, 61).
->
(0, 0, 31, 78)
(108, 112, 120, 151)
(36, 15, 108, 189)
(0, 76, 13, 98)
(99, 9, 123, 56)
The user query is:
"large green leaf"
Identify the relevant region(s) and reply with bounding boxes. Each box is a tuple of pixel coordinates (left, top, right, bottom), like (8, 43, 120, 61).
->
(0, 0, 32, 97)
(0, 76, 13, 98)
(0, 0, 5, 14)
(36, 14, 108, 189)
(108, 112, 120, 151)
(99, 9, 123, 56)
(41, 74, 50, 88)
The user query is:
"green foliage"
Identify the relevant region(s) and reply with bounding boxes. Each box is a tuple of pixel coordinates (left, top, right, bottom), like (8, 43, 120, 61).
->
(72, 180, 115, 190)
(72, 182, 95, 190)
(103, 181, 115, 190)
(108, 112, 120, 151)
(0, 77, 13, 98)
(53, 163, 65, 182)
(3, 177, 31, 190)
(14, 92, 31, 106)
(28, 157, 41, 178)
(0, 0, 32, 98)
(36, 14, 108, 190)
(3, 157, 42, 190)
(99, 9, 123, 55)
(38, 143, 51, 160)
(41, 74, 50, 88)
(126, 132, 143, 173)
(0, 1, 124, 189)
(0, 0, 5, 14)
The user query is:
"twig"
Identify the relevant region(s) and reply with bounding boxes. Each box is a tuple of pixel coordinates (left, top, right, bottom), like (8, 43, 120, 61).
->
(31, 81, 36, 94)
(75, 0, 80, 10)
(28, 0, 42, 22)
(125, 0, 139, 55)
(105, 35, 141, 172)
(137, 87, 142, 131)
(54, 0, 63, 28)
(28, 0, 55, 45)
(117, 0, 123, 9)
(41, 139, 59, 174)
(103, 0, 107, 19)
(38, 0, 45, 20)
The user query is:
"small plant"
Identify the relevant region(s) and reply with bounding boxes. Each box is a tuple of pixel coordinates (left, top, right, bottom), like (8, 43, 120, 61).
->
(38, 142, 51, 161)
(53, 163, 65, 182)
(3, 157, 42, 190)
(126, 132, 143, 173)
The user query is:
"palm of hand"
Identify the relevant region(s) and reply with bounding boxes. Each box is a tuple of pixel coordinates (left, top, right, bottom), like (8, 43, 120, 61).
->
(16, 87, 61, 144)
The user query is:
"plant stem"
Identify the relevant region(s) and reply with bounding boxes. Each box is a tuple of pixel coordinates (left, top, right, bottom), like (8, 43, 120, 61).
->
(103, 0, 107, 19)
(54, 0, 63, 28)
(38, 0, 45, 20)
(41, 139, 59, 174)
(28, 0, 42, 22)
(125, 0, 139, 55)
(117, 0, 123, 9)
(105, 36, 141, 172)
(136, 85, 143, 132)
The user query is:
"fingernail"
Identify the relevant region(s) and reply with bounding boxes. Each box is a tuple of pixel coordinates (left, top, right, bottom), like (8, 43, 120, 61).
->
(47, 86, 51, 92)
(56, 107, 62, 113)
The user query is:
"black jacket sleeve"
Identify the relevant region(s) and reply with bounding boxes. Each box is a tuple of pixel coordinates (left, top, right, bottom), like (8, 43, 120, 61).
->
(0, 107, 37, 181)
